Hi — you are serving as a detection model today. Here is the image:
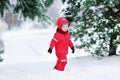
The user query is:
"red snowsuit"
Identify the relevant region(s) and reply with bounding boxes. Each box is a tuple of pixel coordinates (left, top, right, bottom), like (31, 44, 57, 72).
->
(49, 17, 74, 71)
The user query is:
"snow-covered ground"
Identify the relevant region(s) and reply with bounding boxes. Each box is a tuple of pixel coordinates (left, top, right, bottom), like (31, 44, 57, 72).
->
(0, 28, 120, 80)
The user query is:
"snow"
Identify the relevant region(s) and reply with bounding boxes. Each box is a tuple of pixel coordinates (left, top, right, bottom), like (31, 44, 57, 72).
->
(0, 20, 8, 38)
(0, 28, 120, 80)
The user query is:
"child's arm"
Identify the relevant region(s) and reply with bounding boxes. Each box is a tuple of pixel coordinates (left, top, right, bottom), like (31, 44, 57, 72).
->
(68, 39, 74, 48)
(68, 33, 74, 48)
(68, 39, 75, 53)
(48, 34, 58, 54)
(49, 37, 58, 49)
(68, 34, 75, 53)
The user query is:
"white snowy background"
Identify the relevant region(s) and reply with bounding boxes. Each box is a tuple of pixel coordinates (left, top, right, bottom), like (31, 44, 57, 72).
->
(0, 25, 120, 80)
(0, 1, 120, 80)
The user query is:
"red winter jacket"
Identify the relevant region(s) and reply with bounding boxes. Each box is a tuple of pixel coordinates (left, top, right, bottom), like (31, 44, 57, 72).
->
(49, 17, 74, 56)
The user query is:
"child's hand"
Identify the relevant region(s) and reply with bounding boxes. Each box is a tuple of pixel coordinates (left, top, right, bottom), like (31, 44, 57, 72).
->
(71, 47, 75, 54)
(48, 48, 52, 54)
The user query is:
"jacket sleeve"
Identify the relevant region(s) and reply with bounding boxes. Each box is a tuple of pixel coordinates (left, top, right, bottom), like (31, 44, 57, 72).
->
(49, 33, 59, 49)
(68, 39, 74, 48)
(68, 34, 74, 48)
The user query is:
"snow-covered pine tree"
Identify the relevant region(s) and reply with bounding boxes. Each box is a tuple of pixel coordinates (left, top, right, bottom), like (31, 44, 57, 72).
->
(60, 0, 81, 22)
(61, 0, 120, 57)
(0, 0, 10, 17)
(0, 0, 54, 22)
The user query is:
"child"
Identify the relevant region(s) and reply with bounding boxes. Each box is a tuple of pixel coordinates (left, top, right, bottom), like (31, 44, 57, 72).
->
(48, 17, 75, 71)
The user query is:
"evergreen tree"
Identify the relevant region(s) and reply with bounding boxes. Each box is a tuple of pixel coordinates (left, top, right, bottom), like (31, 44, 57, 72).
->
(0, 0, 10, 17)
(61, 0, 120, 57)
(61, 0, 81, 22)
(0, 0, 54, 22)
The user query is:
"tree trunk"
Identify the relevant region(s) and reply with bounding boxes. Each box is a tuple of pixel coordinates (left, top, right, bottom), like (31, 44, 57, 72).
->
(108, 34, 117, 56)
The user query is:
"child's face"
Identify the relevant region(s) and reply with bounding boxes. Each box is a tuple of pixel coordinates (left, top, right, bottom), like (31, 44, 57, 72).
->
(62, 23, 69, 32)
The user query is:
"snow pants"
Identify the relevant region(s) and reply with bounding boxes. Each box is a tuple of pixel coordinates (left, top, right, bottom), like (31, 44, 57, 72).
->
(55, 54, 67, 71)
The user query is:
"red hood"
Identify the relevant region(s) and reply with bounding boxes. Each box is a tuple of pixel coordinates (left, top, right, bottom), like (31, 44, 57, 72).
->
(57, 17, 70, 30)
